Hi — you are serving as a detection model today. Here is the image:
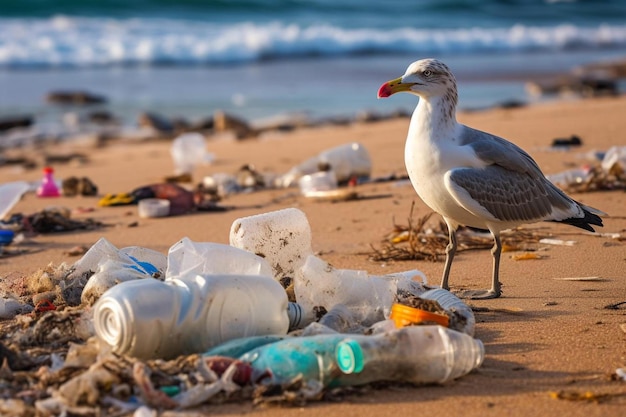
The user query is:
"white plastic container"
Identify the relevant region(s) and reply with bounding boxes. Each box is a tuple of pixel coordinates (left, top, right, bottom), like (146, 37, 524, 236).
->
(229, 208, 313, 281)
(294, 255, 427, 327)
(93, 273, 290, 359)
(138, 198, 170, 218)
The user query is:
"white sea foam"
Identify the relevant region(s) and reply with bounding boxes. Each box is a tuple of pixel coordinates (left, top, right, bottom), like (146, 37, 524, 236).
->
(1, 16, 626, 67)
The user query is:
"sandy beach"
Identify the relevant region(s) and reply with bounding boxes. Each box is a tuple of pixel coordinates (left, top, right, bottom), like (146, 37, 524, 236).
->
(1, 94, 625, 416)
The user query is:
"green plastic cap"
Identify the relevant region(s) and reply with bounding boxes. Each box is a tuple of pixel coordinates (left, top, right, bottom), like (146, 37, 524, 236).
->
(336, 339, 364, 374)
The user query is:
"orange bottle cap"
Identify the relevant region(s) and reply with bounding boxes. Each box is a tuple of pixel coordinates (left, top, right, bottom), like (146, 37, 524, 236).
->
(390, 303, 450, 328)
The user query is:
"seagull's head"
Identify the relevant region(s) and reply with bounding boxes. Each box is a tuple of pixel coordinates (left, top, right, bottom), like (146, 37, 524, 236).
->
(377, 58, 457, 101)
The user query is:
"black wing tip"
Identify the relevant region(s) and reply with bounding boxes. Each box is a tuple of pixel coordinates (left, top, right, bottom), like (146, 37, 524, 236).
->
(552, 208, 604, 232)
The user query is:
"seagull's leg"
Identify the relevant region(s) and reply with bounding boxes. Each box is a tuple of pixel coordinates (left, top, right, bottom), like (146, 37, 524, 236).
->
(440, 224, 457, 291)
(489, 232, 503, 297)
(462, 231, 502, 299)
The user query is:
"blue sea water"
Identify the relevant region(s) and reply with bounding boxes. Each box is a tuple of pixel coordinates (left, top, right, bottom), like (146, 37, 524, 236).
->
(1, 0, 625, 128)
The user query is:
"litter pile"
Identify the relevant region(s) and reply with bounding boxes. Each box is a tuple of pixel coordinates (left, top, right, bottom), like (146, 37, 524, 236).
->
(0, 208, 482, 416)
(545, 145, 626, 193)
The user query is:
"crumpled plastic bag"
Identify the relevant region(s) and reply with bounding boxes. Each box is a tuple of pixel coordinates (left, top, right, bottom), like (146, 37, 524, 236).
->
(165, 237, 273, 281)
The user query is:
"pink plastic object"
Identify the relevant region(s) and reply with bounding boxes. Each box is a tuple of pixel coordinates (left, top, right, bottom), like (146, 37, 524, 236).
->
(37, 167, 61, 197)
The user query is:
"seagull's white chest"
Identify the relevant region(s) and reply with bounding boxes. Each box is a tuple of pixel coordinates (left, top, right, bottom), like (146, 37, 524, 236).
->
(404, 117, 484, 227)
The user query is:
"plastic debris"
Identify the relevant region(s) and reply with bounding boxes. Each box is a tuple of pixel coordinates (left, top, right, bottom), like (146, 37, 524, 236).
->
(93, 273, 292, 359)
(277, 142, 372, 188)
(294, 255, 427, 326)
(510, 252, 545, 261)
(0, 297, 33, 319)
(0, 181, 30, 220)
(170, 132, 214, 175)
(166, 237, 274, 280)
(240, 326, 483, 388)
(65, 237, 167, 306)
(230, 208, 313, 281)
(0, 207, 485, 415)
(36, 166, 61, 198)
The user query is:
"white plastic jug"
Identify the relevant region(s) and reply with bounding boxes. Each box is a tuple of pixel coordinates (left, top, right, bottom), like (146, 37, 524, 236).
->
(230, 208, 313, 281)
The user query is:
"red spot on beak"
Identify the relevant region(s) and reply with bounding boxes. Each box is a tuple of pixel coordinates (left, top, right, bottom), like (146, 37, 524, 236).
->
(377, 82, 392, 98)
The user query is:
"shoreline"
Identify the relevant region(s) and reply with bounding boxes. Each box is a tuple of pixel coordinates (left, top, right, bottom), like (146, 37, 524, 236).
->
(1, 51, 625, 149)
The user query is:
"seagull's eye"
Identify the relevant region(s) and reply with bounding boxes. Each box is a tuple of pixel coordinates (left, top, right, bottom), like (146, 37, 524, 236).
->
(423, 70, 433, 77)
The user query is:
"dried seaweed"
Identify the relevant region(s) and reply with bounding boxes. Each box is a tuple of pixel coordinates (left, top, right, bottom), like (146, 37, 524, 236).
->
(369, 202, 551, 262)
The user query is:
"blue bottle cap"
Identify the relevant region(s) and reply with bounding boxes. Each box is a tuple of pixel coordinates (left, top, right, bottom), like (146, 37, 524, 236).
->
(336, 339, 364, 374)
(0, 230, 15, 246)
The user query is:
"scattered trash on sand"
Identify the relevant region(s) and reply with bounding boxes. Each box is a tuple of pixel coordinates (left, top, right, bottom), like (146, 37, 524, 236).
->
(277, 142, 372, 188)
(546, 145, 626, 192)
(1, 207, 107, 237)
(369, 205, 557, 263)
(0, 208, 484, 415)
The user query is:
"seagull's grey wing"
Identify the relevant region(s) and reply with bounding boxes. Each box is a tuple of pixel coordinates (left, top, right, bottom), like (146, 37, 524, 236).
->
(457, 125, 577, 216)
(445, 165, 578, 223)
(459, 126, 543, 175)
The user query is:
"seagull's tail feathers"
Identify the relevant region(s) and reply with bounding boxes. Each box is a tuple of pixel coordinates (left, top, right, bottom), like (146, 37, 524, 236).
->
(552, 201, 605, 232)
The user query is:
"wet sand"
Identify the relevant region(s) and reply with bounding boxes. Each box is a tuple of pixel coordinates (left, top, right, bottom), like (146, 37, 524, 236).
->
(1, 95, 626, 416)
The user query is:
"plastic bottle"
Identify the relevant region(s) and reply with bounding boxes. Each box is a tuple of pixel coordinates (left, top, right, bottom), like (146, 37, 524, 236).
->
(419, 288, 476, 336)
(229, 208, 313, 281)
(240, 333, 348, 386)
(317, 304, 365, 334)
(240, 326, 483, 388)
(294, 255, 426, 326)
(277, 142, 372, 187)
(36, 166, 61, 197)
(335, 326, 484, 386)
(93, 273, 294, 359)
(204, 335, 289, 359)
(546, 167, 591, 188)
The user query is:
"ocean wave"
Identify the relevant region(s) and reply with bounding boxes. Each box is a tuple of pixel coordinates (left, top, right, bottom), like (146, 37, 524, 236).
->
(1, 16, 626, 68)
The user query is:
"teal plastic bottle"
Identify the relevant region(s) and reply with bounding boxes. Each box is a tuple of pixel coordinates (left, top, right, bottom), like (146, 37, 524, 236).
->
(240, 326, 484, 387)
(240, 333, 348, 387)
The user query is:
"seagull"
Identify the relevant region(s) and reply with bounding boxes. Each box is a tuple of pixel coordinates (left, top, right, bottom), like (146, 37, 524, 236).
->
(377, 58, 604, 299)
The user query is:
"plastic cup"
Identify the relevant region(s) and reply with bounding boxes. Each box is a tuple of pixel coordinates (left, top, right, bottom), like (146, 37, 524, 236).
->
(298, 171, 338, 195)
(138, 199, 170, 218)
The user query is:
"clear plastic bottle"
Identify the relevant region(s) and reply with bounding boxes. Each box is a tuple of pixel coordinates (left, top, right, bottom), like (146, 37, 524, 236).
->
(240, 326, 483, 387)
(294, 255, 426, 326)
(93, 273, 294, 359)
(419, 288, 476, 336)
(36, 166, 61, 197)
(336, 326, 484, 385)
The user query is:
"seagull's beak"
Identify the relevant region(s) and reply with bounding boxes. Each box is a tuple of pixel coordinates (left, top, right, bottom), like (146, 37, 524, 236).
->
(377, 77, 414, 98)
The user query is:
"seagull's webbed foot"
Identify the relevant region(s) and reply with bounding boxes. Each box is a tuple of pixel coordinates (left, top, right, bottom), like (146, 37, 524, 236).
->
(459, 232, 503, 299)
(459, 288, 501, 300)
